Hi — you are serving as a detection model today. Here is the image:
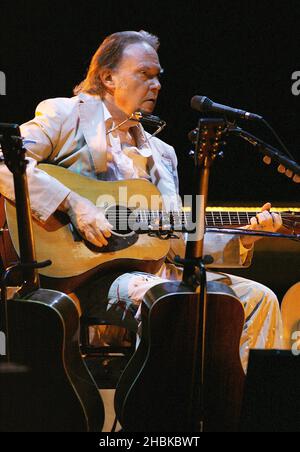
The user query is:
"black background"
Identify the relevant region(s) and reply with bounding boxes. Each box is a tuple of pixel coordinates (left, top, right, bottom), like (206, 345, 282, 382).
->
(1, 0, 300, 204)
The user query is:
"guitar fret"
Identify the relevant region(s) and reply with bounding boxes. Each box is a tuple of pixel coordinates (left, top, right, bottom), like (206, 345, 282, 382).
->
(211, 211, 215, 227)
(205, 212, 211, 226)
(176, 211, 183, 229)
(220, 213, 224, 226)
(221, 212, 230, 225)
(184, 211, 189, 229)
(229, 212, 239, 224)
(215, 213, 222, 225)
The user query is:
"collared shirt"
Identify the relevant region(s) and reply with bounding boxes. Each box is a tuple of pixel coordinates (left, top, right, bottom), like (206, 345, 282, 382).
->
(100, 103, 152, 181)
(102, 104, 252, 262)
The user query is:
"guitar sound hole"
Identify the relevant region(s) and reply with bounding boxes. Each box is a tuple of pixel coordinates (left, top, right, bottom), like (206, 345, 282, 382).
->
(105, 205, 135, 236)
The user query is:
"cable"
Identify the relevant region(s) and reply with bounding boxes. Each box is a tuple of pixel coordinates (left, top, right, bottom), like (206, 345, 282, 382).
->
(261, 118, 297, 161)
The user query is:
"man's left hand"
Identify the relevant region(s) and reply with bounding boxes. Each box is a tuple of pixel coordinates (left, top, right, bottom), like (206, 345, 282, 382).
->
(240, 202, 282, 248)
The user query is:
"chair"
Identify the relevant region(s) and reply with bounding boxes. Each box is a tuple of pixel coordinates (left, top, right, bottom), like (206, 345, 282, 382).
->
(79, 312, 136, 389)
(80, 315, 135, 356)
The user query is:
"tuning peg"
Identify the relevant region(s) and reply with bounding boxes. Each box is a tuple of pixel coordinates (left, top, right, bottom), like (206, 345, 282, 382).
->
(189, 150, 195, 157)
(277, 164, 286, 174)
(293, 174, 300, 183)
(263, 156, 272, 165)
(187, 128, 198, 143)
(276, 164, 300, 181)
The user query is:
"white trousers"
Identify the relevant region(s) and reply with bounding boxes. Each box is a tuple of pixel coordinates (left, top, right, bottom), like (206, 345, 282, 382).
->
(106, 263, 284, 372)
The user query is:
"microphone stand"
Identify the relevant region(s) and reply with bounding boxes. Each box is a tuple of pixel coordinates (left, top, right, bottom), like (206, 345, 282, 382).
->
(175, 115, 300, 432)
(176, 117, 227, 431)
(228, 125, 300, 178)
(206, 228, 300, 240)
(184, 117, 300, 431)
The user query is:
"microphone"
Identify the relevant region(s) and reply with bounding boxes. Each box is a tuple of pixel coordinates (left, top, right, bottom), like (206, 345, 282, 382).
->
(191, 95, 263, 121)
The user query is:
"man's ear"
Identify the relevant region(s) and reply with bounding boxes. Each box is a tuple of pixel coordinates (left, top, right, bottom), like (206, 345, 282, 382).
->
(100, 69, 115, 94)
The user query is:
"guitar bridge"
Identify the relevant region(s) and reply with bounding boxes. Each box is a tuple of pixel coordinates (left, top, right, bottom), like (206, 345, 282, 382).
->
(148, 230, 180, 240)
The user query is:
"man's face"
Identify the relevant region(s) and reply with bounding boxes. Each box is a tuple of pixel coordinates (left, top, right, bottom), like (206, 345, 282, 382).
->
(109, 42, 162, 116)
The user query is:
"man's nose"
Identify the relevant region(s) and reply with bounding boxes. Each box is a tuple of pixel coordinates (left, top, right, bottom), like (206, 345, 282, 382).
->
(150, 77, 161, 91)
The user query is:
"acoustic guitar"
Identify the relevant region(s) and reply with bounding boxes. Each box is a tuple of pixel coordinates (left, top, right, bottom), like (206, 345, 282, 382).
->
(0, 124, 104, 432)
(4, 163, 300, 293)
(114, 280, 246, 432)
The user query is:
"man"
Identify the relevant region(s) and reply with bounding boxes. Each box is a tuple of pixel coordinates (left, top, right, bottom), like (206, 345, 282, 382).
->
(0, 30, 283, 369)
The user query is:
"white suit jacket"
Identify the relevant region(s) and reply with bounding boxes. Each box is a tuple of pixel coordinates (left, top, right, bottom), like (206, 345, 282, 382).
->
(0, 93, 252, 267)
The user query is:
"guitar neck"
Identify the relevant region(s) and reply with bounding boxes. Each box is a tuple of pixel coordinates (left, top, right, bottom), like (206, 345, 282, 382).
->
(205, 209, 257, 227)
(133, 210, 254, 225)
(132, 207, 300, 232)
(0, 125, 40, 295)
(13, 172, 40, 295)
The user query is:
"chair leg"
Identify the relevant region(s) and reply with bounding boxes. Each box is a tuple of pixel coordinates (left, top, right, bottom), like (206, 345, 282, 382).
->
(80, 321, 136, 357)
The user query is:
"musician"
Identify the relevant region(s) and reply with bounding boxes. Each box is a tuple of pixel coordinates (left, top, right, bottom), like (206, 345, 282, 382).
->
(0, 30, 283, 369)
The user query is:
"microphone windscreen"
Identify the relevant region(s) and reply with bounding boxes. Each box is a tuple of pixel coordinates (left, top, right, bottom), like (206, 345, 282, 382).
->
(191, 96, 212, 112)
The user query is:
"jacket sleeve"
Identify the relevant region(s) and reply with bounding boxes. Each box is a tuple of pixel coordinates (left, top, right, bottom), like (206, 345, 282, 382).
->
(204, 232, 254, 268)
(0, 99, 71, 222)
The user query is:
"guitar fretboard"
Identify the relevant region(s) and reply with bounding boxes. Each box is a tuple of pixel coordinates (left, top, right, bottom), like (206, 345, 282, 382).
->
(205, 211, 252, 227)
(133, 211, 254, 227)
(127, 207, 300, 232)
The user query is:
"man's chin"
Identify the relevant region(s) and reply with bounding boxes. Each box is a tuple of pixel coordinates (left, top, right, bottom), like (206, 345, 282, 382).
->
(139, 104, 155, 114)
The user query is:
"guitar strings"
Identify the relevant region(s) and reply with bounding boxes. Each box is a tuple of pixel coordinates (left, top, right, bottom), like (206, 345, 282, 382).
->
(102, 211, 300, 229)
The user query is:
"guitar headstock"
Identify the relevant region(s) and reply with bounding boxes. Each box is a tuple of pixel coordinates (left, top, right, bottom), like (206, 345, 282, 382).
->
(0, 123, 27, 175)
(189, 118, 227, 167)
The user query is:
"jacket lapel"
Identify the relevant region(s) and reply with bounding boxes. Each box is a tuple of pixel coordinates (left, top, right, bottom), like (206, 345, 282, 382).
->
(78, 93, 107, 173)
(148, 139, 181, 210)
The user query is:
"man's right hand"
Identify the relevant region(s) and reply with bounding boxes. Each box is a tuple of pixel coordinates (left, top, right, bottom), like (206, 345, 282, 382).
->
(58, 191, 113, 247)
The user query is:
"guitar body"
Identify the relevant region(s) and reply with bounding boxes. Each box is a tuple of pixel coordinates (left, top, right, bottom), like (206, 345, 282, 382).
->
(5, 164, 169, 290)
(0, 289, 104, 432)
(115, 281, 245, 432)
